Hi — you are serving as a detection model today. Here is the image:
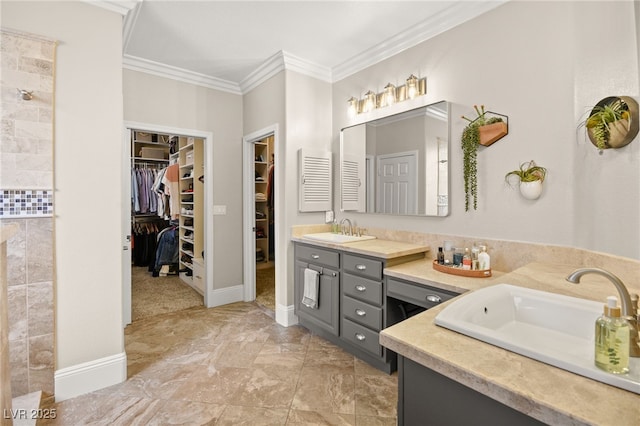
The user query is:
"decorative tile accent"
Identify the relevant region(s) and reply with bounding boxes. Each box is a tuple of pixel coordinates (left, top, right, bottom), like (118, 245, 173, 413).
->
(0, 189, 53, 217)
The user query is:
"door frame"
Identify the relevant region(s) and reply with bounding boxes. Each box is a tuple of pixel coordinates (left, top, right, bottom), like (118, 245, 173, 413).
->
(242, 124, 279, 306)
(122, 121, 214, 326)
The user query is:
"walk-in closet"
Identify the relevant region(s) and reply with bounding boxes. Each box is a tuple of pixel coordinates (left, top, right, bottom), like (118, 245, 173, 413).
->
(130, 130, 204, 321)
(254, 135, 275, 311)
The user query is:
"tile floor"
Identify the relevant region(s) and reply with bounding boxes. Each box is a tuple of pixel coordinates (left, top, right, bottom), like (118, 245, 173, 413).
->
(43, 302, 398, 425)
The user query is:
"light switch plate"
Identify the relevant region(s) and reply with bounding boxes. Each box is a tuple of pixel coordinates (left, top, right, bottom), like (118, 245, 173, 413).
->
(213, 205, 227, 215)
(325, 210, 334, 223)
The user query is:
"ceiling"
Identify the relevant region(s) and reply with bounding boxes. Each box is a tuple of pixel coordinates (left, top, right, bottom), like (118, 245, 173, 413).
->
(119, 1, 505, 93)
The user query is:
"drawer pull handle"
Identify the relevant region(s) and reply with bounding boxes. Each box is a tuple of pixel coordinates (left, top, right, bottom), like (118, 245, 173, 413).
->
(426, 294, 442, 303)
(311, 254, 320, 259)
(356, 264, 367, 270)
(355, 308, 366, 317)
(355, 333, 366, 341)
(355, 285, 367, 292)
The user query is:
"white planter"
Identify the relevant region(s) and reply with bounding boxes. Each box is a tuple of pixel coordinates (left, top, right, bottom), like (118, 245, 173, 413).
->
(519, 180, 543, 200)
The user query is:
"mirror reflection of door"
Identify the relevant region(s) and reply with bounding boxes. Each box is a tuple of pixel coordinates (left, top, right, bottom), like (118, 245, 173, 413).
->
(376, 151, 418, 214)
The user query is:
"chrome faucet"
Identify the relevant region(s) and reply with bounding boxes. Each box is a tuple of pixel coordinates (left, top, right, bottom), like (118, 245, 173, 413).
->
(340, 218, 353, 236)
(566, 267, 640, 357)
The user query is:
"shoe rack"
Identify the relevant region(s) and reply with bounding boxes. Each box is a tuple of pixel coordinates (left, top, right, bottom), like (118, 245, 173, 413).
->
(179, 136, 205, 294)
(255, 135, 273, 263)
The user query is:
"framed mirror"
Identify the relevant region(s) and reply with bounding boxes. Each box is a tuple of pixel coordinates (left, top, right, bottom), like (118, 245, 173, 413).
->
(340, 101, 450, 216)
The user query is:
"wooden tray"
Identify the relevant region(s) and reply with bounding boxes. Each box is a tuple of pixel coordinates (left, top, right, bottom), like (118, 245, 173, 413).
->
(432, 260, 492, 278)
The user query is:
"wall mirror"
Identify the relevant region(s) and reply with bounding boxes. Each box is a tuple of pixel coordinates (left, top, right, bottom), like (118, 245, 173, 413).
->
(340, 101, 450, 216)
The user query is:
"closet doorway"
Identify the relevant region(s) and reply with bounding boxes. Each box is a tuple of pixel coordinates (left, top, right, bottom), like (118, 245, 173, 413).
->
(242, 125, 278, 315)
(122, 122, 214, 326)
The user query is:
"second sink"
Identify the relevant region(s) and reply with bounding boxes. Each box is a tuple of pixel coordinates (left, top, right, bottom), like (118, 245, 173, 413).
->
(434, 283, 640, 394)
(302, 232, 376, 244)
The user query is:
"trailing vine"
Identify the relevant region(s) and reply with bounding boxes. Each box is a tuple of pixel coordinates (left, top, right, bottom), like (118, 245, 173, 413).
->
(461, 105, 503, 211)
(461, 120, 480, 211)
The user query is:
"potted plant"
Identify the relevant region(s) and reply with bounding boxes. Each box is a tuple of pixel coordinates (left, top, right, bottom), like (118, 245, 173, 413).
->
(582, 96, 638, 150)
(505, 160, 547, 200)
(461, 105, 507, 211)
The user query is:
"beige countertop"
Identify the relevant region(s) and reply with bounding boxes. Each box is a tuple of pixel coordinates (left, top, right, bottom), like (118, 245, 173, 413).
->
(380, 260, 640, 425)
(291, 235, 429, 260)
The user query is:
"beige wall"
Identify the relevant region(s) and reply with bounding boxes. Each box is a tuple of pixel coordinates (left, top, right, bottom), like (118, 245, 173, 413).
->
(243, 70, 333, 308)
(332, 0, 640, 260)
(123, 69, 244, 291)
(2, 0, 125, 373)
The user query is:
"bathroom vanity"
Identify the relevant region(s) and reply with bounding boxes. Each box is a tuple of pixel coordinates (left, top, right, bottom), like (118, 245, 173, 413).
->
(381, 261, 640, 426)
(292, 237, 429, 373)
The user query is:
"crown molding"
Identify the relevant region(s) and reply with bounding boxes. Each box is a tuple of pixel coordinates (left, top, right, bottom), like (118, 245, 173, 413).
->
(122, 1, 143, 52)
(123, 54, 242, 95)
(84, 0, 139, 16)
(332, 0, 507, 82)
(240, 50, 332, 94)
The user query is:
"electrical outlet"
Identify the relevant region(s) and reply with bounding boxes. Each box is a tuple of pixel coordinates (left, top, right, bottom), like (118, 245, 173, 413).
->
(325, 210, 334, 223)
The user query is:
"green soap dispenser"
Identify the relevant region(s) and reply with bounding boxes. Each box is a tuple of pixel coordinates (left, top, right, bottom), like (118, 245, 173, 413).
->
(595, 296, 630, 374)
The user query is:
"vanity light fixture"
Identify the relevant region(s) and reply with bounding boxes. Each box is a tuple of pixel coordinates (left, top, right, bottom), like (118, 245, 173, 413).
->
(362, 90, 376, 113)
(347, 97, 359, 117)
(17, 89, 33, 101)
(383, 83, 396, 107)
(406, 74, 419, 99)
(347, 74, 426, 116)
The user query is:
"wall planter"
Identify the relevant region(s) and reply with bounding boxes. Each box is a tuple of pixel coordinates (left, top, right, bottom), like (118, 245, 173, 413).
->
(505, 160, 547, 201)
(461, 105, 509, 211)
(518, 180, 543, 200)
(583, 96, 638, 150)
(478, 121, 508, 147)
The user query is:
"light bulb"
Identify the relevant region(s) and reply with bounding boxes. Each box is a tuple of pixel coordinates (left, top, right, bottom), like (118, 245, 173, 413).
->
(406, 74, 418, 99)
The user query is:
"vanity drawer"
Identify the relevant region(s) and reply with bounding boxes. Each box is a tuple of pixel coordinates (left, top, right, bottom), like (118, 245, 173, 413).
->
(342, 273, 383, 306)
(342, 318, 383, 357)
(295, 244, 339, 269)
(342, 295, 382, 330)
(387, 277, 458, 309)
(343, 254, 382, 280)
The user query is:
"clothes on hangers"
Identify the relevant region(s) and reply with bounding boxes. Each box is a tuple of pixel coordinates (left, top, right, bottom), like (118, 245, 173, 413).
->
(132, 166, 161, 214)
(153, 225, 179, 275)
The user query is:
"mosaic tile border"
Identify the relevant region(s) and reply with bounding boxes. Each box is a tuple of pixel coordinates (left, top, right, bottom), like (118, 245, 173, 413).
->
(0, 189, 53, 218)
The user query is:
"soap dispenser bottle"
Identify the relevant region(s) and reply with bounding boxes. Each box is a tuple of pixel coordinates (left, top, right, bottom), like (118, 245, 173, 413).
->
(595, 296, 630, 374)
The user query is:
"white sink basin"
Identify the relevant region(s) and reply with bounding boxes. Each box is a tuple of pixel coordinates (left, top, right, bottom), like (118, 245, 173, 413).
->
(435, 284, 640, 394)
(302, 232, 376, 244)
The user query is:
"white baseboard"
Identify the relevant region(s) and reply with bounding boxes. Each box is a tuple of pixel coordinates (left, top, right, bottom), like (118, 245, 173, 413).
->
(206, 284, 243, 308)
(54, 352, 127, 402)
(275, 303, 298, 327)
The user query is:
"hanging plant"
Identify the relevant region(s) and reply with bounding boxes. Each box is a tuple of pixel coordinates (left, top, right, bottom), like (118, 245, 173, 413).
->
(461, 105, 505, 211)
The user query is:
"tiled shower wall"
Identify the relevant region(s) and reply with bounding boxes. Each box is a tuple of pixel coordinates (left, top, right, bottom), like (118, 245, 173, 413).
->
(1, 29, 56, 399)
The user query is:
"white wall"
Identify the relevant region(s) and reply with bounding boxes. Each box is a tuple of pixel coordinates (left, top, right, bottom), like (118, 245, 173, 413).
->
(2, 0, 125, 371)
(123, 70, 244, 291)
(332, 0, 640, 259)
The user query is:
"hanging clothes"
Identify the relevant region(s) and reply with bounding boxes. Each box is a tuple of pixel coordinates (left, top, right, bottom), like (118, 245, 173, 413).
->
(163, 163, 180, 219)
(132, 166, 161, 215)
(153, 225, 179, 275)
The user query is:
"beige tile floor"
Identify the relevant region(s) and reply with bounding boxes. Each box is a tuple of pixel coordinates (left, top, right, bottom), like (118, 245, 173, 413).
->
(43, 302, 398, 425)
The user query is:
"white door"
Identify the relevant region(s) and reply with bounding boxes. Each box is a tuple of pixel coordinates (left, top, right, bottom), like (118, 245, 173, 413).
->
(122, 128, 132, 326)
(376, 151, 418, 215)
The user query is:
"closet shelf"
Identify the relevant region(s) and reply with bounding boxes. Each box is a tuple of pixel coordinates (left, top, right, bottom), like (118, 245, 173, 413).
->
(179, 144, 194, 152)
(134, 157, 169, 162)
(182, 213, 194, 218)
(180, 164, 193, 170)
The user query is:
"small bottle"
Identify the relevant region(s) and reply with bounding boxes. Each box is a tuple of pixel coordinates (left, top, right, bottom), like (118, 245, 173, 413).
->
(332, 220, 339, 234)
(462, 248, 472, 270)
(437, 247, 444, 265)
(595, 296, 630, 374)
(478, 246, 490, 271)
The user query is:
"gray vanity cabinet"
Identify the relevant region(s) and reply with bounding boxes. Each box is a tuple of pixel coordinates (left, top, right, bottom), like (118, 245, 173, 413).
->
(340, 253, 387, 362)
(294, 242, 400, 373)
(398, 356, 545, 425)
(294, 244, 340, 336)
